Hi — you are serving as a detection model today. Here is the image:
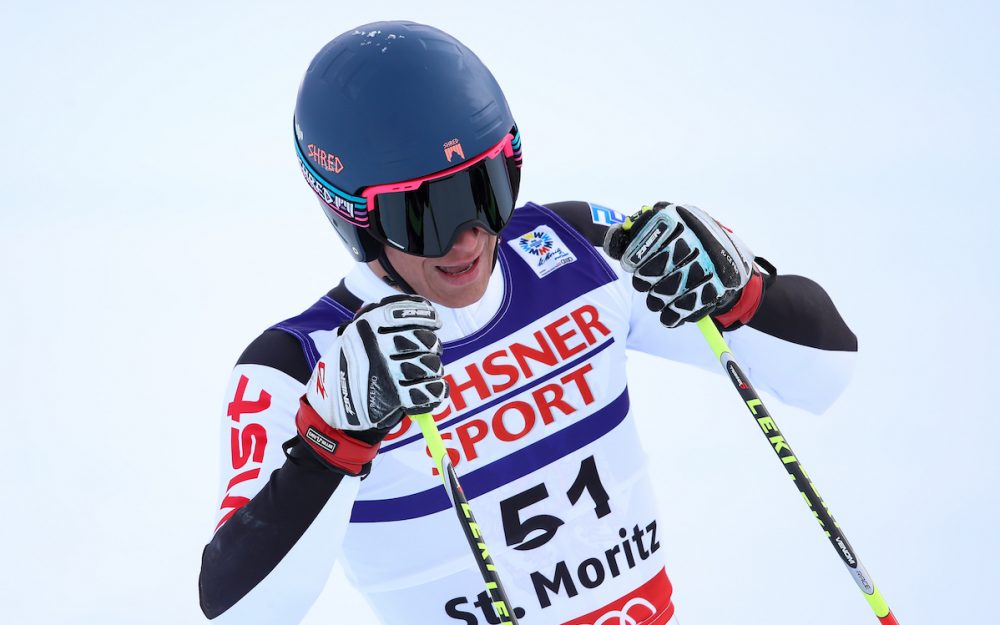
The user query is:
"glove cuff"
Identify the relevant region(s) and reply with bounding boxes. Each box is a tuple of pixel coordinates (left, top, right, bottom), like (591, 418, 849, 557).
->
(295, 396, 381, 476)
(714, 270, 764, 328)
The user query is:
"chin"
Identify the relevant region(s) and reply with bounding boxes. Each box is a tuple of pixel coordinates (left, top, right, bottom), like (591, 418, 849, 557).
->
(436, 282, 489, 308)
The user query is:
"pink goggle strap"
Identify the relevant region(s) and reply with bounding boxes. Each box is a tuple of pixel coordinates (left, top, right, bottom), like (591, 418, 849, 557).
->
(362, 134, 516, 211)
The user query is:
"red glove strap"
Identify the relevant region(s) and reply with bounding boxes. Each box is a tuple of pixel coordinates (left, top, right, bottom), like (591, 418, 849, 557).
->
(714, 271, 764, 328)
(295, 397, 380, 475)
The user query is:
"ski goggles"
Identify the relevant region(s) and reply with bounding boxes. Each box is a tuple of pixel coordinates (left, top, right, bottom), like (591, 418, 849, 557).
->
(297, 130, 522, 258)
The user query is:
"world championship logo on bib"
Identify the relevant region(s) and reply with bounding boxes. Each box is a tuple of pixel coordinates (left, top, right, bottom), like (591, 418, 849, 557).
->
(509, 225, 577, 278)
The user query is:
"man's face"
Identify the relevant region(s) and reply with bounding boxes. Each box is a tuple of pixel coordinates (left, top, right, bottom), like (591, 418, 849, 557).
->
(375, 227, 498, 308)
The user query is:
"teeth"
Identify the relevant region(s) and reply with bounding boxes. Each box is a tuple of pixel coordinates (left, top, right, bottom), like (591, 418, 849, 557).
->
(439, 260, 475, 275)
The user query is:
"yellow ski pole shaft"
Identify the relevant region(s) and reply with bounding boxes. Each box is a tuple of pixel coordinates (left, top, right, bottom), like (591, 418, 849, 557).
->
(410, 412, 520, 625)
(695, 317, 898, 624)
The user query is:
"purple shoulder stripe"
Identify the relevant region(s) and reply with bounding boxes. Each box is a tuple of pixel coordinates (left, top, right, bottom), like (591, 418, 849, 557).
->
(270, 296, 354, 369)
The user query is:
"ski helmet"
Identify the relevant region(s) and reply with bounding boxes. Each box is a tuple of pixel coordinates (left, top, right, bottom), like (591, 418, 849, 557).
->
(293, 21, 522, 262)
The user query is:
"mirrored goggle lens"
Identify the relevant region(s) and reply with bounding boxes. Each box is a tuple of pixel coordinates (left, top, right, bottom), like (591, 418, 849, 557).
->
(374, 153, 515, 258)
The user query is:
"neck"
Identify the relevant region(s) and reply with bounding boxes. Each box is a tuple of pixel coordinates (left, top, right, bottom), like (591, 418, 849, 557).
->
(369, 253, 416, 295)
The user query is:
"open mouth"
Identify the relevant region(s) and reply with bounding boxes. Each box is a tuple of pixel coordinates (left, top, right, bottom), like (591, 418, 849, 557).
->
(436, 257, 479, 276)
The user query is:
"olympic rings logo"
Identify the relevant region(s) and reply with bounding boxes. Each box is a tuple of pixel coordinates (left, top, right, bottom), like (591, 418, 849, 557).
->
(581, 597, 656, 625)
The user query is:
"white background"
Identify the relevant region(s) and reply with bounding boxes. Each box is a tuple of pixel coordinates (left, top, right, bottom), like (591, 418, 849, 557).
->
(3, 1, 998, 624)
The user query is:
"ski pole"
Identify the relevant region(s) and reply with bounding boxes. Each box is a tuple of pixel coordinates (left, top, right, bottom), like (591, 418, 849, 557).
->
(410, 412, 520, 625)
(695, 316, 899, 624)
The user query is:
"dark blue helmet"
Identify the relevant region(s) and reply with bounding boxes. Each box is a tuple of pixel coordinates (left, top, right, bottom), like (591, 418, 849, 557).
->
(294, 21, 522, 261)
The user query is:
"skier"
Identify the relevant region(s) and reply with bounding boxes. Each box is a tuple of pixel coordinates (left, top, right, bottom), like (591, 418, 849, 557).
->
(199, 21, 857, 625)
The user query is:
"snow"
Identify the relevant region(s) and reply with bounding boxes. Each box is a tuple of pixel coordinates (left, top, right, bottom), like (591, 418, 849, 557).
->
(2, 1, 998, 624)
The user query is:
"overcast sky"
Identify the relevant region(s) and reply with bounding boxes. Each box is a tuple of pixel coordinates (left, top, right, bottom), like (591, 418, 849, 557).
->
(2, 1, 998, 624)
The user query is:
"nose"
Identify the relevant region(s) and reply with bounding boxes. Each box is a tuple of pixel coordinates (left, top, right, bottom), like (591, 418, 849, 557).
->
(448, 226, 483, 257)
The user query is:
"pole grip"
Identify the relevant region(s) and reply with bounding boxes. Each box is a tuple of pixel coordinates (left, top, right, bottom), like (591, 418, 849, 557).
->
(410, 412, 447, 482)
